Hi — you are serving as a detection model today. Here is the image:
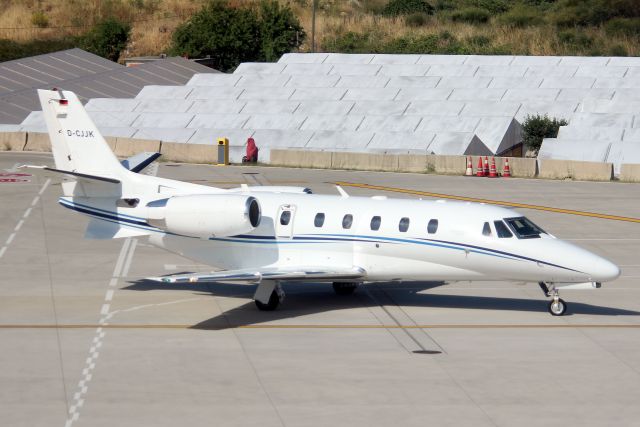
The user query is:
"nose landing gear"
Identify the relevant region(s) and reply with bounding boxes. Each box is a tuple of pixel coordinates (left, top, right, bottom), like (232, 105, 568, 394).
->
(538, 282, 567, 316)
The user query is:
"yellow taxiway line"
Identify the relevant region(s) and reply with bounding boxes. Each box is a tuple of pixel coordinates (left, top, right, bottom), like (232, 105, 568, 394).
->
(0, 324, 638, 330)
(335, 181, 640, 224)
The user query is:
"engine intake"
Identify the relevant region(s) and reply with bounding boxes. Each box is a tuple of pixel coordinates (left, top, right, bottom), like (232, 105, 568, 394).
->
(146, 194, 261, 238)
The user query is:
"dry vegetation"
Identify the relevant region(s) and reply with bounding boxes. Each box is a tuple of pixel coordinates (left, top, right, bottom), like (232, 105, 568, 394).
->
(0, 0, 639, 58)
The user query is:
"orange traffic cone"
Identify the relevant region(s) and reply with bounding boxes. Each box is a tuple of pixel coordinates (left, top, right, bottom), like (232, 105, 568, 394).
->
(465, 156, 473, 176)
(488, 157, 498, 178)
(502, 158, 511, 178)
(483, 156, 490, 176)
(476, 156, 485, 177)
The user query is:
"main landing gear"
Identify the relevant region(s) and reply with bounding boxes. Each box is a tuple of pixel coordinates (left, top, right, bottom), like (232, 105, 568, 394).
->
(254, 280, 285, 311)
(538, 282, 567, 316)
(332, 282, 359, 296)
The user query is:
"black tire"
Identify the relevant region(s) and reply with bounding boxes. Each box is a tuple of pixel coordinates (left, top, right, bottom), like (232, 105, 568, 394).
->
(255, 290, 280, 311)
(333, 282, 357, 296)
(548, 298, 567, 316)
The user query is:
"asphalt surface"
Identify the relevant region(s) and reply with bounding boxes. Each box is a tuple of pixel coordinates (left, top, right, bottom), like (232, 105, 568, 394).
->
(1, 151, 639, 427)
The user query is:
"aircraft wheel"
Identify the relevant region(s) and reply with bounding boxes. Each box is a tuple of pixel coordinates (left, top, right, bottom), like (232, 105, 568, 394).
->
(255, 290, 280, 311)
(333, 282, 358, 296)
(548, 298, 567, 316)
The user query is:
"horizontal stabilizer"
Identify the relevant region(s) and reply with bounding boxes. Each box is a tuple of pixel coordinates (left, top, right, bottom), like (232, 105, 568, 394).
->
(19, 165, 120, 184)
(85, 218, 151, 239)
(148, 266, 366, 284)
(121, 152, 161, 173)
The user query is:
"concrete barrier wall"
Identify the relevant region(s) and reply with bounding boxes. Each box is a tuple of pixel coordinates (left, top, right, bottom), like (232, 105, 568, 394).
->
(492, 157, 538, 178)
(0, 132, 27, 151)
(114, 137, 161, 157)
(270, 149, 332, 169)
(331, 152, 399, 172)
(160, 142, 217, 163)
(24, 132, 51, 152)
(538, 159, 613, 181)
(620, 164, 640, 183)
(433, 155, 466, 174)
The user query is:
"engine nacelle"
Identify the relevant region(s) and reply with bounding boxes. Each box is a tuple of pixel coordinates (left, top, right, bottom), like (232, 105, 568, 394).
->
(146, 194, 261, 238)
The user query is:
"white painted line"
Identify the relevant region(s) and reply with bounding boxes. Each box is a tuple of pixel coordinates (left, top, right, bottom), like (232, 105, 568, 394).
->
(120, 238, 137, 277)
(30, 196, 39, 207)
(0, 247, 6, 259)
(14, 219, 24, 231)
(105, 289, 114, 301)
(23, 207, 32, 218)
(100, 304, 110, 315)
(5, 233, 15, 245)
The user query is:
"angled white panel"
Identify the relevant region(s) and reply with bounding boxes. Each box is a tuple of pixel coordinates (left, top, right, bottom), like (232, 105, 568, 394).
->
(594, 75, 640, 88)
(296, 101, 354, 115)
(557, 125, 624, 141)
(511, 56, 562, 66)
(386, 76, 440, 88)
(289, 87, 347, 101)
(350, 101, 409, 115)
(307, 131, 374, 150)
(371, 54, 421, 65)
(449, 88, 506, 101)
(429, 132, 486, 155)
(559, 56, 610, 67)
(406, 101, 464, 116)
(236, 74, 291, 88)
(426, 64, 478, 77)
(461, 101, 521, 117)
(474, 117, 519, 153)
(489, 76, 543, 89)
(416, 116, 480, 133)
(378, 64, 429, 76)
(133, 99, 194, 113)
(395, 88, 452, 101)
(189, 128, 254, 146)
(188, 114, 250, 129)
(134, 128, 195, 143)
(335, 75, 390, 88)
(622, 128, 640, 141)
(465, 55, 514, 66)
(20, 111, 44, 126)
(282, 63, 334, 76)
(187, 73, 241, 86)
(367, 131, 435, 152)
(241, 100, 300, 114)
(572, 112, 634, 128)
(277, 53, 329, 64)
(285, 74, 340, 88)
(0, 124, 22, 132)
(19, 125, 47, 133)
(515, 101, 577, 122)
(556, 88, 614, 102)
(251, 129, 314, 148)
(188, 99, 247, 114)
(539, 76, 595, 89)
(243, 114, 307, 130)
(343, 88, 400, 101)
(132, 113, 194, 128)
(88, 111, 139, 127)
(613, 91, 640, 101)
(417, 55, 468, 65)
(525, 66, 578, 78)
(476, 65, 527, 77)
(239, 87, 295, 101)
(135, 85, 193, 99)
(97, 126, 136, 138)
(85, 98, 140, 112)
(582, 99, 640, 114)
(503, 88, 559, 102)
(608, 57, 640, 67)
(575, 66, 628, 78)
(324, 53, 374, 64)
(299, 115, 364, 131)
(186, 86, 244, 100)
(328, 64, 382, 76)
(607, 141, 640, 175)
(436, 76, 492, 89)
(358, 115, 422, 132)
(538, 138, 611, 163)
(233, 62, 286, 74)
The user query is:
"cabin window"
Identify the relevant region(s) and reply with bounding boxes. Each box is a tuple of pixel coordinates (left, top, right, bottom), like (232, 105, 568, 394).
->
(342, 214, 353, 229)
(399, 217, 410, 232)
(370, 216, 381, 231)
(504, 217, 545, 239)
(482, 222, 492, 236)
(280, 210, 291, 226)
(314, 213, 325, 228)
(427, 219, 438, 234)
(494, 220, 513, 238)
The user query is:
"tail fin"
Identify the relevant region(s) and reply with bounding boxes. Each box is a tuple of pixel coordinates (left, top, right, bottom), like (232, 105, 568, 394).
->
(38, 89, 125, 179)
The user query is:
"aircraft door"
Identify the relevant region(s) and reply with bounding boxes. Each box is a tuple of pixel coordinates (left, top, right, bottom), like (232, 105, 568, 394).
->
(276, 205, 296, 239)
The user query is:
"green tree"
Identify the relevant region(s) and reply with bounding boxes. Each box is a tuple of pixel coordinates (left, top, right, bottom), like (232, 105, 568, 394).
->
(522, 114, 568, 154)
(258, 0, 305, 62)
(82, 18, 131, 62)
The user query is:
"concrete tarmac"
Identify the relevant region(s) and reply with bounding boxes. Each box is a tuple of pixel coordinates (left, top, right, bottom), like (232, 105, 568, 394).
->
(1, 152, 640, 427)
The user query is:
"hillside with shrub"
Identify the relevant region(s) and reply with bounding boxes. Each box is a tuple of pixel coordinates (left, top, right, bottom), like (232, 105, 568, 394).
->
(0, 0, 639, 68)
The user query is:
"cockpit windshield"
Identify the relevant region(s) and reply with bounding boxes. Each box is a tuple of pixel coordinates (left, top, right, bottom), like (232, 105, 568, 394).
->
(504, 217, 546, 239)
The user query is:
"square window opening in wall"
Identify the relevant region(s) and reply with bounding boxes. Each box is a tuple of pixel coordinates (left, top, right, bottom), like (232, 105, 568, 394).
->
(427, 219, 438, 234)
(399, 217, 410, 232)
(342, 214, 353, 229)
(370, 216, 381, 231)
(314, 212, 325, 227)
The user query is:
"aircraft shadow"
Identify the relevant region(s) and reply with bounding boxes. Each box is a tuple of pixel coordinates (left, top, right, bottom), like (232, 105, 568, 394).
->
(123, 280, 640, 330)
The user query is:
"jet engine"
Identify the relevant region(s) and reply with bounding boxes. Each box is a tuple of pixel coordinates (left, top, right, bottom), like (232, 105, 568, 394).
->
(146, 194, 261, 238)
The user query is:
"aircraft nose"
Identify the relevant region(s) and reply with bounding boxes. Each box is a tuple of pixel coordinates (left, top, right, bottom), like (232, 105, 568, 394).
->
(588, 255, 621, 282)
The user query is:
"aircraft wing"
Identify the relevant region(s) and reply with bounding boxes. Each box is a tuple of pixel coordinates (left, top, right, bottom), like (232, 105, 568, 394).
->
(147, 266, 367, 284)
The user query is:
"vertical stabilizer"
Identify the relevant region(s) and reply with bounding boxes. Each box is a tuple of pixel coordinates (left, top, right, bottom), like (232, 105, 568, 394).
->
(37, 89, 125, 179)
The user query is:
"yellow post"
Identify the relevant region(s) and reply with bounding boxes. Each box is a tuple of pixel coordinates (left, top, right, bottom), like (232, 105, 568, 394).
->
(216, 137, 229, 165)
